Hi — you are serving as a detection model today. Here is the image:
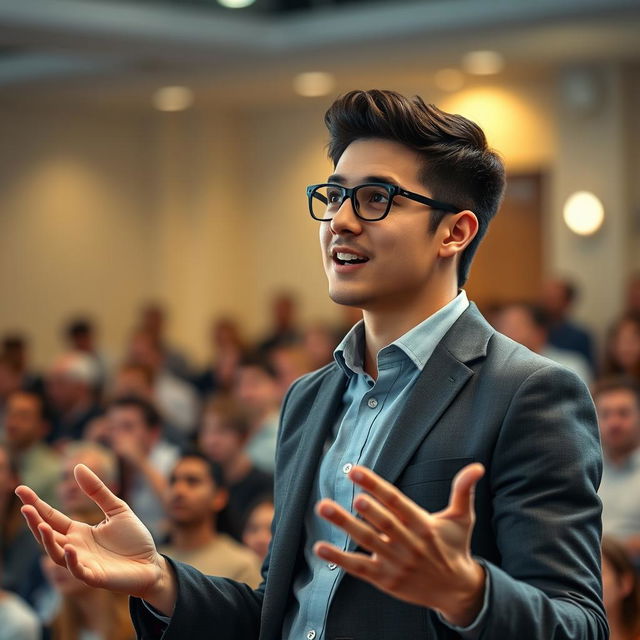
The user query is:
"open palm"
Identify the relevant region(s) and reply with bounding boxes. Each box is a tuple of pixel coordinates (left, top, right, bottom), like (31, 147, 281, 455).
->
(16, 464, 164, 599)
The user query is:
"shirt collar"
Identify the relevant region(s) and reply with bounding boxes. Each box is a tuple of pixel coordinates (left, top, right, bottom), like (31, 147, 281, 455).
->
(334, 290, 469, 377)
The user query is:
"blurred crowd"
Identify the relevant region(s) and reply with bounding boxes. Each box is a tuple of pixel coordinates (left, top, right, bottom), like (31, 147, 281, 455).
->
(1, 274, 640, 639)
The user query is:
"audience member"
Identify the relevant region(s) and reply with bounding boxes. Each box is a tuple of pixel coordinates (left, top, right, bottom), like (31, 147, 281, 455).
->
(541, 278, 596, 371)
(45, 352, 102, 443)
(601, 535, 640, 640)
(0, 444, 41, 598)
(625, 273, 640, 316)
(127, 329, 199, 438)
(594, 377, 640, 559)
(41, 513, 135, 640)
(1, 335, 42, 396)
(3, 391, 60, 508)
(268, 344, 313, 400)
(193, 317, 246, 399)
(159, 453, 262, 588)
(257, 292, 301, 355)
(604, 314, 640, 382)
(493, 301, 592, 384)
(137, 302, 192, 380)
(0, 356, 22, 434)
(105, 396, 179, 541)
(63, 316, 109, 392)
(302, 322, 338, 371)
(233, 356, 281, 473)
(0, 583, 40, 640)
(197, 397, 273, 535)
(241, 495, 274, 564)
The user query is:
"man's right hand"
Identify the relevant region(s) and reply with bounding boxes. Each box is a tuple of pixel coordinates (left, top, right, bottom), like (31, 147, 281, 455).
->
(15, 463, 177, 615)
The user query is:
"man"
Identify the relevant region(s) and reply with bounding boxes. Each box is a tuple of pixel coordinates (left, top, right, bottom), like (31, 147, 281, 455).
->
(16, 90, 606, 639)
(159, 453, 262, 588)
(4, 390, 60, 508)
(105, 395, 180, 541)
(593, 376, 640, 559)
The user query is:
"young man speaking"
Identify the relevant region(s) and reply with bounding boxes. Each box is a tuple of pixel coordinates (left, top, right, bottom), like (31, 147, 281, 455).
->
(17, 90, 606, 639)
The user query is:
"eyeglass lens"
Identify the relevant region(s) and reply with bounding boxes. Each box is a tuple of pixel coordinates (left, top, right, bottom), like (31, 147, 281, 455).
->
(311, 184, 392, 221)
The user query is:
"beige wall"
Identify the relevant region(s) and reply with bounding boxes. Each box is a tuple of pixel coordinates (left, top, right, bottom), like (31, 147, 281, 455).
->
(0, 69, 637, 368)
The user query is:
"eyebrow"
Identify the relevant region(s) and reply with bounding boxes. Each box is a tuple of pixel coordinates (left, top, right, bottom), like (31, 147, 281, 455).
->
(327, 174, 400, 187)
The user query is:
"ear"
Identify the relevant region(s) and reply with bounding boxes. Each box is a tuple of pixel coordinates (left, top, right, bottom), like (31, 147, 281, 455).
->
(619, 571, 635, 599)
(212, 487, 229, 513)
(438, 210, 479, 259)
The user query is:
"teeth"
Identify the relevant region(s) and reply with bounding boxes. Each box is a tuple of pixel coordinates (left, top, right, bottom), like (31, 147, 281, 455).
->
(336, 252, 363, 261)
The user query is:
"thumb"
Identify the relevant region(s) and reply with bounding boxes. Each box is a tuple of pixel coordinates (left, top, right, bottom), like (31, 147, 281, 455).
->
(74, 464, 127, 518)
(446, 463, 485, 521)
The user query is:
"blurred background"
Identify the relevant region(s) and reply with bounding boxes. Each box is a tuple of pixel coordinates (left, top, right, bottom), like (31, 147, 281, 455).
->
(0, 0, 638, 367)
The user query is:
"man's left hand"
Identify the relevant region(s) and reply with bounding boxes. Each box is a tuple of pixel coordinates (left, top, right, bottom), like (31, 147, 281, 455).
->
(313, 463, 486, 627)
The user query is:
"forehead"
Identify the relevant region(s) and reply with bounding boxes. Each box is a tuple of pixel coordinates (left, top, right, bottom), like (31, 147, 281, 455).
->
(596, 389, 639, 410)
(332, 138, 423, 188)
(174, 457, 211, 478)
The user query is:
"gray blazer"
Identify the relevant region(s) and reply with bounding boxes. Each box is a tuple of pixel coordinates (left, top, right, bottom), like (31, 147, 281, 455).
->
(131, 304, 607, 639)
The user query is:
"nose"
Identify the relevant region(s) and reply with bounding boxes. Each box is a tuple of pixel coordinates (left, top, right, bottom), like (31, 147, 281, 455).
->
(329, 195, 363, 235)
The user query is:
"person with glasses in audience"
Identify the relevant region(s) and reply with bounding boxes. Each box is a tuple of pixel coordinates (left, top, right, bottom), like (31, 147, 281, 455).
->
(17, 90, 605, 640)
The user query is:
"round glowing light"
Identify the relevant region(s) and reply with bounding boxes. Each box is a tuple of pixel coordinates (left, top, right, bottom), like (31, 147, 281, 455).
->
(563, 191, 604, 236)
(434, 68, 465, 92)
(461, 50, 505, 76)
(217, 0, 256, 7)
(152, 86, 194, 112)
(293, 72, 336, 98)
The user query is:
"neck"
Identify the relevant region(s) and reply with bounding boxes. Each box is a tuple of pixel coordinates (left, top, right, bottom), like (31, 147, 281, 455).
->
(170, 520, 216, 551)
(362, 282, 458, 379)
(605, 447, 636, 467)
(224, 453, 252, 485)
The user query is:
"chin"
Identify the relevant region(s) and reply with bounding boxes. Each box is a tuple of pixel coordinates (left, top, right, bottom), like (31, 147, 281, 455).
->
(328, 286, 370, 308)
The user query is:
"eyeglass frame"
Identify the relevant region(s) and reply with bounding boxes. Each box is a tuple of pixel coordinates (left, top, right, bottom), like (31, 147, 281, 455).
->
(306, 181, 462, 222)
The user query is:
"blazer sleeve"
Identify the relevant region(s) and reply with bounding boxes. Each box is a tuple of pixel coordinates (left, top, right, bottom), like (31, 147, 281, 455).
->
(479, 363, 608, 639)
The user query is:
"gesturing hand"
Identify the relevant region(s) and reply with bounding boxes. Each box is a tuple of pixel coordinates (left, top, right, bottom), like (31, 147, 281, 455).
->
(313, 463, 486, 627)
(15, 464, 176, 613)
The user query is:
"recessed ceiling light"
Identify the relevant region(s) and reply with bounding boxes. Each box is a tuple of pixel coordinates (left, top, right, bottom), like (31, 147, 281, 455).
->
(563, 191, 604, 236)
(293, 72, 336, 98)
(217, 0, 256, 8)
(434, 68, 464, 92)
(461, 51, 505, 76)
(152, 86, 194, 112)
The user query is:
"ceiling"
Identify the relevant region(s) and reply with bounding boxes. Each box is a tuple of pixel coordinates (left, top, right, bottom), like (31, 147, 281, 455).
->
(0, 0, 638, 108)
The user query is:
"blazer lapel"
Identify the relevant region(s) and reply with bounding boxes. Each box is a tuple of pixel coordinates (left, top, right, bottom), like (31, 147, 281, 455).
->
(372, 303, 493, 486)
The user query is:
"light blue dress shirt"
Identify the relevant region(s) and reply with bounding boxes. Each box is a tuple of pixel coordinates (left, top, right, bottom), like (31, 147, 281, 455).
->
(282, 291, 489, 640)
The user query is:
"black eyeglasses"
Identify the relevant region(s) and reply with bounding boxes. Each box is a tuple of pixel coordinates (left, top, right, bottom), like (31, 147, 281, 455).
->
(306, 182, 462, 222)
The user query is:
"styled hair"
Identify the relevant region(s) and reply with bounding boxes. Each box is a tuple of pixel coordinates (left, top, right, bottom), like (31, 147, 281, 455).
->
(176, 450, 226, 490)
(108, 395, 161, 430)
(324, 89, 506, 285)
(591, 375, 640, 408)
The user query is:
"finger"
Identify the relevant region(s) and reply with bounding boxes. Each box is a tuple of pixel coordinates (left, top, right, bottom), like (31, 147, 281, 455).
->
(74, 464, 127, 517)
(15, 486, 72, 534)
(38, 522, 67, 565)
(315, 499, 395, 560)
(348, 467, 429, 534)
(444, 463, 485, 520)
(353, 494, 425, 551)
(20, 505, 45, 545)
(313, 542, 381, 583)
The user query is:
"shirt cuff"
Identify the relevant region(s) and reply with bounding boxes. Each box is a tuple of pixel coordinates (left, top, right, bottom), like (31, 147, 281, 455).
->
(437, 559, 490, 639)
(142, 598, 172, 625)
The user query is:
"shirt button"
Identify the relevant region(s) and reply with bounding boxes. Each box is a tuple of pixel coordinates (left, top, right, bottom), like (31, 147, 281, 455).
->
(367, 397, 378, 408)
(307, 631, 316, 640)
(342, 462, 353, 474)
(327, 562, 338, 570)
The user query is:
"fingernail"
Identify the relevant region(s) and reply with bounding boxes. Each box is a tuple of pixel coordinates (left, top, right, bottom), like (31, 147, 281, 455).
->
(351, 470, 364, 482)
(355, 497, 368, 510)
(320, 504, 334, 516)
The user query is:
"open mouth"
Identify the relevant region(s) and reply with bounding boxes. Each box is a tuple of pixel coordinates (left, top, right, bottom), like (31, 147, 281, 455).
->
(333, 251, 369, 266)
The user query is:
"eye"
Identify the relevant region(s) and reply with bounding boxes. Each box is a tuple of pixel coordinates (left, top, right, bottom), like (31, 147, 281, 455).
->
(326, 187, 343, 204)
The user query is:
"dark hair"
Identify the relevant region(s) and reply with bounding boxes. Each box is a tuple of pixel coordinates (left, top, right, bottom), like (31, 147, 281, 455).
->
(108, 395, 161, 430)
(601, 535, 640, 636)
(66, 317, 93, 339)
(591, 375, 640, 408)
(324, 89, 506, 285)
(201, 396, 252, 439)
(176, 450, 226, 490)
(240, 352, 278, 380)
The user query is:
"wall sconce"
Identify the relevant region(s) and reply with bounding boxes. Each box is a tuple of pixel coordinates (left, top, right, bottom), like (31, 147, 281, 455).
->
(563, 191, 604, 236)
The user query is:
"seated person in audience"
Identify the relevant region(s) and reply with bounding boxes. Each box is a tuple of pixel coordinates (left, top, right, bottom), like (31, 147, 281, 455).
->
(541, 278, 596, 372)
(268, 344, 313, 400)
(625, 273, 640, 316)
(126, 329, 199, 438)
(256, 292, 302, 356)
(62, 317, 109, 395)
(159, 453, 262, 588)
(3, 392, 60, 508)
(601, 536, 640, 640)
(0, 335, 43, 397)
(45, 352, 102, 443)
(0, 356, 23, 435)
(41, 513, 134, 640)
(493, 301, 592, 384)
(105, 396, 179, 541)
(594, 377, 640, 559)
(302, 322, 339, 371)
(241, 495, 274, 564)
(603, 314, 640, 382)
(233, 356, 281, 473)
(0, 443, 41, 599)
(198, 397, 273, 536)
